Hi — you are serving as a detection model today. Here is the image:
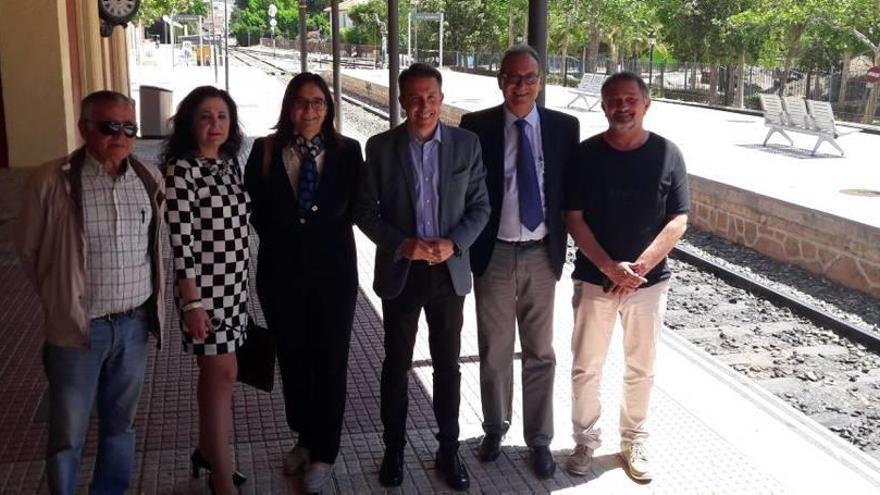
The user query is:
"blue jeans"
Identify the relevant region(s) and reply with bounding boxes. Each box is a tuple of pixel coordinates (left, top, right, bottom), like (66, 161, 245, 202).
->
(43, 311, 149, 495)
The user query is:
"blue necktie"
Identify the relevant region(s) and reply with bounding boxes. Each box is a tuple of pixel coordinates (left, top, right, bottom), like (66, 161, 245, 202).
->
(298, 159, 317, 210)
(295, 134, 323, 211)
(515, 119, 543, 231)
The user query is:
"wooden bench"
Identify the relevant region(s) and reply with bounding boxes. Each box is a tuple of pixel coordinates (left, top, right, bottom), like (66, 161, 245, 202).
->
(566, 73, 607, 111)
(759, 94, 845, 156)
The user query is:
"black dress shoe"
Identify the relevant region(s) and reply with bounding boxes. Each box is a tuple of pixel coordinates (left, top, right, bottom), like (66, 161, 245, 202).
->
(378, 449, 404, 487)
(435, 449, 470, 491)
(477, 434, 502, 462)
(531, 446, 556, 479)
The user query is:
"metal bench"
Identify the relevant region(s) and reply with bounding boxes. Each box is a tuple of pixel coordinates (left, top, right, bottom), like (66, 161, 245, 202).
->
(566, 73, 607, 111)
(805, 100, 845, 156)
(759, 94, 845, 156)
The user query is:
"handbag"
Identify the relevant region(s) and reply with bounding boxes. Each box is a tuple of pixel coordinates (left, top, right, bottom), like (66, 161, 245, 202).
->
(235, 135, 276, 392)
(236, 315, 276, 392)
(237, 136, 280, 392)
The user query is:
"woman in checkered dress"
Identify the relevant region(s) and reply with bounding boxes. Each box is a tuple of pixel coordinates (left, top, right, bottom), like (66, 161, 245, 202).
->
(162, 86, 249, 494)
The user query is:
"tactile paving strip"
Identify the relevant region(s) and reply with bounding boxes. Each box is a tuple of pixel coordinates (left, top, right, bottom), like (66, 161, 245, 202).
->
(0, 140, 791, 493)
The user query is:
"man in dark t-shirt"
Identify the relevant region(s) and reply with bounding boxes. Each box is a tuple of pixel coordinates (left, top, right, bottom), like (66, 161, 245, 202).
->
(563, 72, 689, 483)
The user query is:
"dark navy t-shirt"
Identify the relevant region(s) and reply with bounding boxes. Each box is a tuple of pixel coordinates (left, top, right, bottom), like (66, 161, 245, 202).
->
(564, 132, 689, 287)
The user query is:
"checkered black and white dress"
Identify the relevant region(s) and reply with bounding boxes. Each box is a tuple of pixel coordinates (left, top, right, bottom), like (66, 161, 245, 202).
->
(166, 157, 250, 355)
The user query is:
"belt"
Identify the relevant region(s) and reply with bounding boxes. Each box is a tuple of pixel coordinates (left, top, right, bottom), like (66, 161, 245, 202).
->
(93, 304, 147, 322)
(497, 237, 545, 249)
(411, 260, 446, 268)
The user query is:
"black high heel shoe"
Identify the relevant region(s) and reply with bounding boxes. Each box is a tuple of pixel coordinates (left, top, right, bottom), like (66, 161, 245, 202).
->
(191, 448, 248, 486)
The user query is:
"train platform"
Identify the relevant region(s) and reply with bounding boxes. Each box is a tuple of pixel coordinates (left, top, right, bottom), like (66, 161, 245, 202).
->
(0, 52, 879, 494)
(2, 218, 880, 493)
(339, 66, 880, 230)
(128, 47, 880, 297)
(133, 48, 880, 228)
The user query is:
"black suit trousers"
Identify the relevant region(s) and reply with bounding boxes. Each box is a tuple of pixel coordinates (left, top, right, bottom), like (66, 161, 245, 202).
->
(380, 262, 464, 454)
(269, 283, 357, 464)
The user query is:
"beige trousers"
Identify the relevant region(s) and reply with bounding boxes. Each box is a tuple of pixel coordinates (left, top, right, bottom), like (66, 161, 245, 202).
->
(570, 279, 670, 449)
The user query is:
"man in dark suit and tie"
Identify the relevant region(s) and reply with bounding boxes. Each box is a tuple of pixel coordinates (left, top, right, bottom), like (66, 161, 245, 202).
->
(354, 63, 490, 491)
(459, 45, 580, 479)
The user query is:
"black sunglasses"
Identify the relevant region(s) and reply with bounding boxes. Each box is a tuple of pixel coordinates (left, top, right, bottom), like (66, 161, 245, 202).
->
(94, 120, 139, 138)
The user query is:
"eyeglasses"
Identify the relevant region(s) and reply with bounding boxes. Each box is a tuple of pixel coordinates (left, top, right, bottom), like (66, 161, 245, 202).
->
(93, 120, 139, 138)
(499, 73, 541, 86)
(292, 98, 327, 111)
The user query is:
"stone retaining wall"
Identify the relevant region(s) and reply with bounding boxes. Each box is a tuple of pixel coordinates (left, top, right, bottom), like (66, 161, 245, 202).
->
(690, 175, 880, 299)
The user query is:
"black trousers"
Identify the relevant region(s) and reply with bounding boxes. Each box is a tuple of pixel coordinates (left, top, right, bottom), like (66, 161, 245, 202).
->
(380, 262, 465, 454)
(269, 284, 356, 464)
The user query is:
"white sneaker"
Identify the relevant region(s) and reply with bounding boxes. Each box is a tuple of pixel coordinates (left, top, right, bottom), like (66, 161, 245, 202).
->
(621, 443, 652, 481)
(565, 444, 594, 476)
(283, 445, 310, 475)
(304, 462, 333, 493)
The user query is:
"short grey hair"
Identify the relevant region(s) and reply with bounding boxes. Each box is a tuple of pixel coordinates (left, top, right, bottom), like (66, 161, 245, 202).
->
(601, 72, 649, 99)
(500, 44, 544, 75)
(80, 90, 135, 121)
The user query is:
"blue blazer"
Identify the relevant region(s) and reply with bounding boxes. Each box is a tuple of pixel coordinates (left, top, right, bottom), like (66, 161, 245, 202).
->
(354, 122, 490, 299)
(459, 105, 580, 280)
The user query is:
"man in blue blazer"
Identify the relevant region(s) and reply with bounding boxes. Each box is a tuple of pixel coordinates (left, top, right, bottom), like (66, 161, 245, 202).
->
(459, 45, 580, 479)
(354, 63, 490, 491)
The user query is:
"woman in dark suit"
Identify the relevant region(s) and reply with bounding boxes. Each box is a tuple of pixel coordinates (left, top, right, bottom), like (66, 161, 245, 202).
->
(244, 73, 362, 493)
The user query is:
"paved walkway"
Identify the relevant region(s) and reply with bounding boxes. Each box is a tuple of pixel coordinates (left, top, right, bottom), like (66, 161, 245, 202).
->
(1, 49, 880, 494)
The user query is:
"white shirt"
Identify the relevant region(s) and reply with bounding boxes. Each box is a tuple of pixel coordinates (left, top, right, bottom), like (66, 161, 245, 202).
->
(497, 105, 548, 242)
(81, 153, 153, 317)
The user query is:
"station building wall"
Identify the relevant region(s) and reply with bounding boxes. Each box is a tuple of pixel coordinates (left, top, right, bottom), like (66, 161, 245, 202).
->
(0, 0, 131, 170)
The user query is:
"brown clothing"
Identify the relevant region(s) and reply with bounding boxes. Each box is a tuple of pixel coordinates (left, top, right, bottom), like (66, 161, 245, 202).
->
(14, 146, 166, 348)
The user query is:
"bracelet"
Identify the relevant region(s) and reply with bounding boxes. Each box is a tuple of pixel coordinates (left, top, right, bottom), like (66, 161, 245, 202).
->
(182, 300, 203, 313)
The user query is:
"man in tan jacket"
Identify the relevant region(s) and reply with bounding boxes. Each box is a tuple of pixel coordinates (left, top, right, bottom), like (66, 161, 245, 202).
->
(15, 90, 165, 495)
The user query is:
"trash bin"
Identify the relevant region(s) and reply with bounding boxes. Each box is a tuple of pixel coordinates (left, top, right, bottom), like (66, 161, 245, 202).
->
(139, 85, 173, 138)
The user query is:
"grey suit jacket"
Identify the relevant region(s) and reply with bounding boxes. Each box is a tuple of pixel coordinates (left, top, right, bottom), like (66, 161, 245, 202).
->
(354, 122, 490, 299)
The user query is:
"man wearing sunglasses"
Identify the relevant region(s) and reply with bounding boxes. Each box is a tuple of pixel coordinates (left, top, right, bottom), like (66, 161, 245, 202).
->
(459, 45, 580, 479)
(15, 90, 165, 494)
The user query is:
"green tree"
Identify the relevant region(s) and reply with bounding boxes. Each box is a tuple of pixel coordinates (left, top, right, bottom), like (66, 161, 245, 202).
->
(727, 0, 844, 96)
(572, 0, 656, 75)
(842, 0, 880, 122)
(231, 0, 300, 41)
(657, 1, 759, 103)
(346, 0, 388, 45)
(549, 0, 589, 84)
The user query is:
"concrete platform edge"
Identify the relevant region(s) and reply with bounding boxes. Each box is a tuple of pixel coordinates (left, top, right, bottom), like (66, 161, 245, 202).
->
(661, 329, 880, 490)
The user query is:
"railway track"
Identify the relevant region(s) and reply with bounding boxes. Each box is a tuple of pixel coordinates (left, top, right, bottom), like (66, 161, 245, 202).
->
(665, 254, 880, 454)
(232, 47, 382, 74)
(235, 48, 880, 458)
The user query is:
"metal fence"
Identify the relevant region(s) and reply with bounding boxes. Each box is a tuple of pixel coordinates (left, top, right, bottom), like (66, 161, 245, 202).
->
(441, 50, 879, 125)
(254, 37, 878, 125)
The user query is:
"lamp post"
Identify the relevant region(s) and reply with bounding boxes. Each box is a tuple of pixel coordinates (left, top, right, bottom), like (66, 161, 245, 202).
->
(224, 0, 229, 91)
(647, 30, 656, 91)
(299, 0, 307, 73)
(268, 3, 277, 59)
